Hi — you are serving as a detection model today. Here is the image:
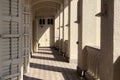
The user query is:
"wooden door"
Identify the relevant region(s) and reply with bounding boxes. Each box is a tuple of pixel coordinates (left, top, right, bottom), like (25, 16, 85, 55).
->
(38, 25, 53, 47)
(44, 27, 50, 47)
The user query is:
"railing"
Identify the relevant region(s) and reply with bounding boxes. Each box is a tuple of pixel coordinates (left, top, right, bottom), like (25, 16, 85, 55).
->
(54, 39, 64, 51)
(64, 40, 68, 52)
(64, 40, 68, 55)
(55, 40, 59, 48)
(59, 39, 63, 50)
(82, 46, 101, 80)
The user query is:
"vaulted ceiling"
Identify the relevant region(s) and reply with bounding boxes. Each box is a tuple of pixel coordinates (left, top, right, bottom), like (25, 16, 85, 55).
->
(30, 0, 64, 17)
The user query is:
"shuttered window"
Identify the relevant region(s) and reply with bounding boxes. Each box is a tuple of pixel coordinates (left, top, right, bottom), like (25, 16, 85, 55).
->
(1, 0, 21, 80)
(47, 18, 53, 25)
(2, 0, 19, 17)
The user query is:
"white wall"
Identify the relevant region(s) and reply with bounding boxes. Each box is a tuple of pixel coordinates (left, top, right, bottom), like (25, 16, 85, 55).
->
(114, 0, 120, 63)
(113, 0, 120, 80)
(82, 0, 101, 49)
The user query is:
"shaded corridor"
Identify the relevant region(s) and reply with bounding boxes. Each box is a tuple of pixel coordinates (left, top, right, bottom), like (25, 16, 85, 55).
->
(24, 48, 82, 80)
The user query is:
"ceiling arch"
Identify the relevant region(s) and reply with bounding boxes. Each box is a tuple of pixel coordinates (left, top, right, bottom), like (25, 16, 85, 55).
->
(35, 8, 57, 17)
(32, 1, 60, 9)
(32, 0, 63, 6)
(30, 0, 63, 17)
(35, 6, 58, 11)
(32, 1, 60, 13)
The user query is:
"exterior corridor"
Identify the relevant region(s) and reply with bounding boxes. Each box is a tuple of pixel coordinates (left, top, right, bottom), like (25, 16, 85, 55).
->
(23, 48, 81, 80)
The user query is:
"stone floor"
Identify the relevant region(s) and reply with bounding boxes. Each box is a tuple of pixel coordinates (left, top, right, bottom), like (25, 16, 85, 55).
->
(24, 48, 82, 80)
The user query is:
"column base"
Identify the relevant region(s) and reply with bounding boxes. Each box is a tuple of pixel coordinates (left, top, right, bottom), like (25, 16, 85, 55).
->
(77, 66, 83, 77)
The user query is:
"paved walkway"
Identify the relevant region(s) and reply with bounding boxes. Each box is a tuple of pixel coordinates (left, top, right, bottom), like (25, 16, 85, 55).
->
(24, 48, 82, 80)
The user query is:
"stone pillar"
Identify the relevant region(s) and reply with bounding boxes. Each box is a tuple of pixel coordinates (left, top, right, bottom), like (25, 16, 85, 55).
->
(54, 12, 60, 46)
(33, 18, 38, 52)
(101, 0, 120, 80)
(100, 0, 114, 80)
(63, 0, 69, 54)
(68, 0, 78, 63)
(59, 5, 64, 50)
(77, 0, 83, 75)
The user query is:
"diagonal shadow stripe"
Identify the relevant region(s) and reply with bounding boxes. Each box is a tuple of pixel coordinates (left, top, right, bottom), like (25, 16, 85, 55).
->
(24, 75, 43, 80)
(30, 63, 80, 80)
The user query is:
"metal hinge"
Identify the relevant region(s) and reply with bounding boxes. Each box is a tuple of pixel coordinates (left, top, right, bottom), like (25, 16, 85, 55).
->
(0, 34, 1, 38)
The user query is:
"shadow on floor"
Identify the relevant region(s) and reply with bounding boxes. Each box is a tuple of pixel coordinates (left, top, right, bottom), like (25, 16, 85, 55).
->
(52, 49, 68, 62)
(34, 52, 53, 54)
(30, 63, 80, 80)
(38, 47, 52, 51)
(31, 56, 65, 62)
(33, 49, 67, 62)
(24, 75, 42, 80)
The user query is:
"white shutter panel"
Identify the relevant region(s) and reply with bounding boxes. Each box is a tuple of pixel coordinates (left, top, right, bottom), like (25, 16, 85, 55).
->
(1, 0, 22, 80)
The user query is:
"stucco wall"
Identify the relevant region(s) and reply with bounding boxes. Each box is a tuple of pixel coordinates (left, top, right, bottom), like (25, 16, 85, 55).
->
(82, 0, 100, 48)
(114, 0, 120, 80)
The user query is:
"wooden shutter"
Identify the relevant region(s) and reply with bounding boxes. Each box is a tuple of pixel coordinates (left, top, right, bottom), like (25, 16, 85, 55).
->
(0, 0, 22, 80)
(23, 6, 30, 74)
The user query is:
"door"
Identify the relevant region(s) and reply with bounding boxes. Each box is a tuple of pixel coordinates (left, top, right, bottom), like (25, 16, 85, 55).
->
(38, 25, 54, 47)
(0, 0, 22, 79)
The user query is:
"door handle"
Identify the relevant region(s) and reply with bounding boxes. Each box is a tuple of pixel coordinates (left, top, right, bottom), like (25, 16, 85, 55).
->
(76, 41, 79, 44)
